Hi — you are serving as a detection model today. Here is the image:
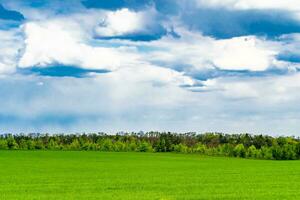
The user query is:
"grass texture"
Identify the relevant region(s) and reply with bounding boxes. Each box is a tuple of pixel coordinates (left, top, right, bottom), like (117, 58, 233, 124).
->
(0, 151, 299, 199)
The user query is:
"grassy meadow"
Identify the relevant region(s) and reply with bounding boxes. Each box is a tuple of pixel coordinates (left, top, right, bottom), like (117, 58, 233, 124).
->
(0, 151, 299, 200)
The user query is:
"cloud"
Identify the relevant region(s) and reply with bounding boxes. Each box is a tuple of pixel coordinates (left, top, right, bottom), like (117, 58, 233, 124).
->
(0, 29, 24, 75)
(192, 1, 300, 39)
(201, 72, 300, 106)
(0, 0, 84, 20)
(17, 15, 292, 79)
(94, 8, 166, 41)
(0, 62, 196, 132)
(18, 20, 141, 71)
(5, 1, 168, 41)
(212, 36, 278, 71)
(2, 0, 300, 135)
(196, 0, 300, 12)
(6, 4, 300, 78)
(2, 71, 300, 135)
(135, 29, 280, 72)
(17, 7, 169, 70)
(96, 8, 146, 36)
(274, 34, 300, 64)
(178, 6, 300, 39)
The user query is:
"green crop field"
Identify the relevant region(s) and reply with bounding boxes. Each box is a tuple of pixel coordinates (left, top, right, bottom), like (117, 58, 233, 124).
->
(0, 151, 299, 200)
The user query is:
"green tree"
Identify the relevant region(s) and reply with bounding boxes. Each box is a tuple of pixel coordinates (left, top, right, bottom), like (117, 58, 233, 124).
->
(296, 143, 300, 158)
(271, 145, 283, 160)
(261, 146, 273, 159)
(7, 137, 18, 150)
(48, 139, 60, 150)
(247, 145, 258, 158)
(114, 141, 126, 152)
(282, 144, 297, 160)
(34, 139, 44, 150)
(173, 143, 188, 153)
(194, 143, 206, 154)
(155, 138, 167, 152)
(233, 144, 246, 158)
(138, 141, 153, 152)
(127, 141, 137, 152)
(18, 139, 28, 150)
(219, 144, 234, 156)
(100, 139, 113, 151)
(0, 139, 8, 150)
(69, 139, 80, 150)
(27, 140, 35, 150)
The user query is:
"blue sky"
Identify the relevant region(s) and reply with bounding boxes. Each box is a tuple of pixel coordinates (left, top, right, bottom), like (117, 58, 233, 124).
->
(1, 0, 300, 135)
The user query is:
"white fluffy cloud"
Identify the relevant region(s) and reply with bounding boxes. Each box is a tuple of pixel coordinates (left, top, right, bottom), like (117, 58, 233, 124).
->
(19, 21, 140, 70)
(12, 5, 289, 74)
(213, 36, 278, 71)
(0, 29, 23, 75)
(94, 8, 159, 37)
(17, 7, 166, 71)
(137, 29, 280, 71)
(196, 0, 300, 12)
(18, 17, 285, 75)
(198, 71, 300, 105)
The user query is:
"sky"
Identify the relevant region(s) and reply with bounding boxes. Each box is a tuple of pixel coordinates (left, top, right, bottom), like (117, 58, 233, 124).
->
(1, 0, 300, 135)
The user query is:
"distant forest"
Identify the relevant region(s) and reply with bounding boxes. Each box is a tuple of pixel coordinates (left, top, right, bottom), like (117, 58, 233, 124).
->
(0, 132, 300, 160)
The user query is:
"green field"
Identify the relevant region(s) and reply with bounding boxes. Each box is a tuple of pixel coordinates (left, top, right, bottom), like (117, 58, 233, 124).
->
(0, 151, 299, 199)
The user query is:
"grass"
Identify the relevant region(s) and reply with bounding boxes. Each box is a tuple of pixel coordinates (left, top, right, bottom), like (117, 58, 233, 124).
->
(0, 151, 299, 200)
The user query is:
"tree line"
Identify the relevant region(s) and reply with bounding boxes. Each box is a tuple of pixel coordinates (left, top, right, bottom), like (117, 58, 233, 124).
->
(0, 132, 300, 160)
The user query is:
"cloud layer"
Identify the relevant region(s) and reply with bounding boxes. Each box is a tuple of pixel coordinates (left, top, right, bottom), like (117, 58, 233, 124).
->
(1, 0, 300, 135)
